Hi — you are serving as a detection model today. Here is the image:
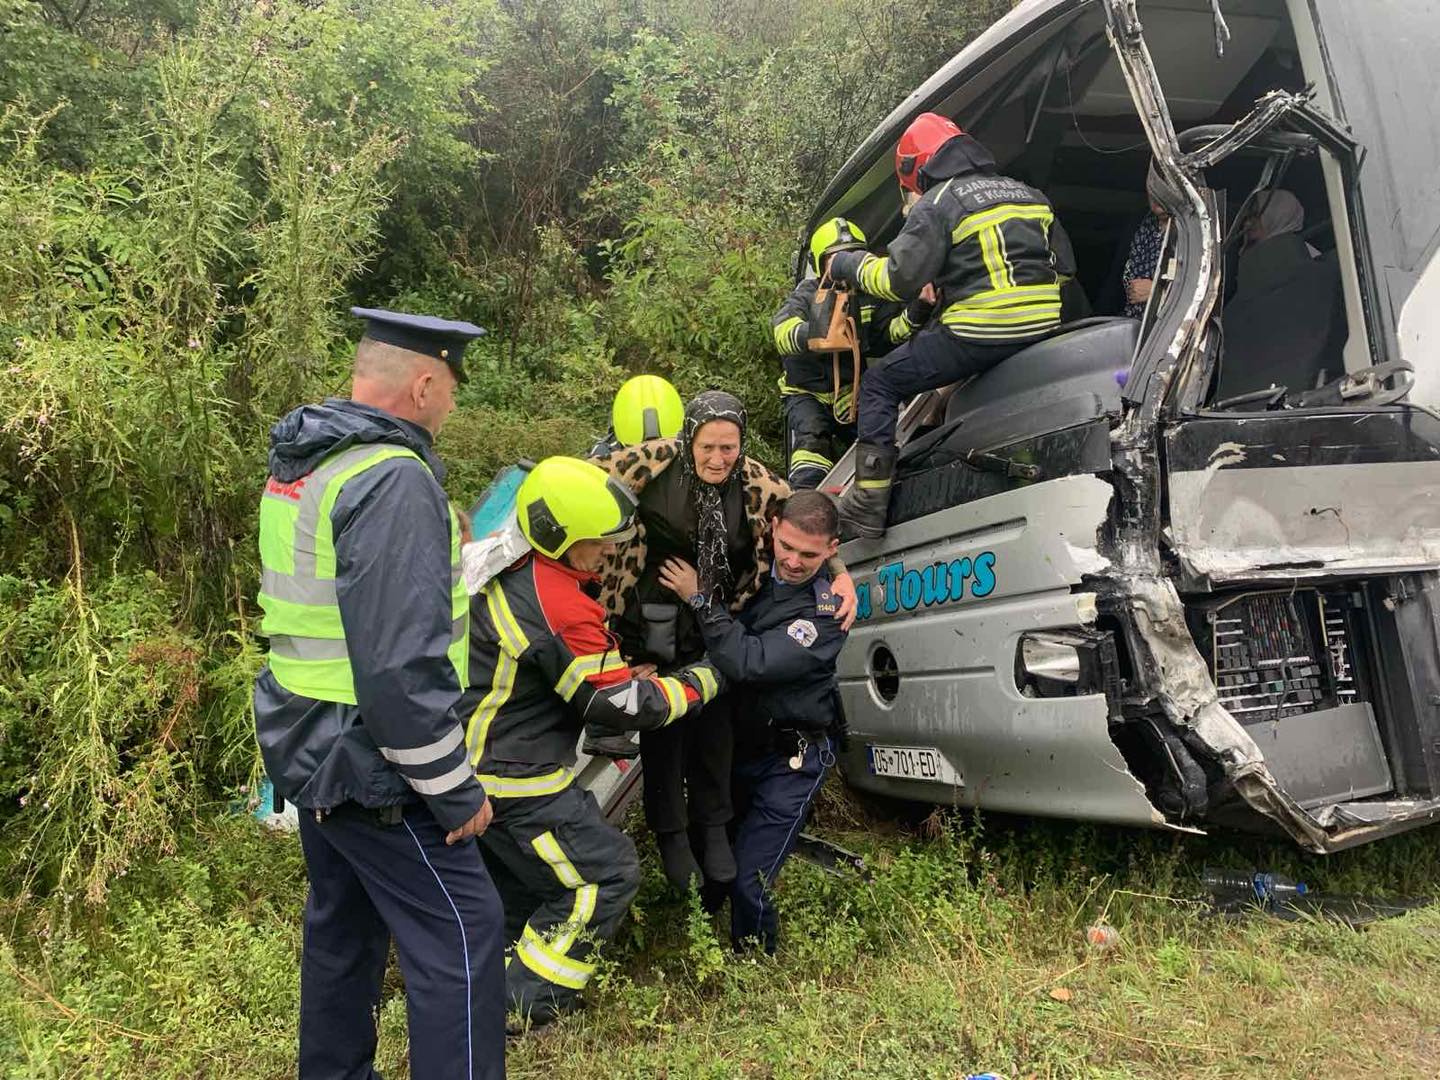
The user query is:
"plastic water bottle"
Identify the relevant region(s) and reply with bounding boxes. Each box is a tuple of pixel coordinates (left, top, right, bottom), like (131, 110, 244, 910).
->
(1253, 872, 1308, 904)
(1202, 867, 1308, 907)
(251, 777, 298, 832)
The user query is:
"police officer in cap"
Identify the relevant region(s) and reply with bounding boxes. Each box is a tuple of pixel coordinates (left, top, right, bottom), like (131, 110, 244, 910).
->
(657, 489, 848, 952)
(254, 308, 505, 1079)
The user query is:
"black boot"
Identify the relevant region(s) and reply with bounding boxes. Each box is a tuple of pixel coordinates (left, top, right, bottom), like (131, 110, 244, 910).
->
(838, 442, 897, 540)
(655, 830, 702, 890)
(581, 728, 639, 760)
(699, 825, 736, 884)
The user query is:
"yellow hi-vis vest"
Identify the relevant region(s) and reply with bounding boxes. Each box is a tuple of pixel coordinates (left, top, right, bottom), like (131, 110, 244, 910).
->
(257, 443, 469, 704)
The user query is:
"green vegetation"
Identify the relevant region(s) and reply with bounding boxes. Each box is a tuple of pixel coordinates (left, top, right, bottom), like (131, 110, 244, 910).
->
(2, 1, 1437, 1077)
(3, 795, 1437, 1077)
(0, 0, 1006, 903)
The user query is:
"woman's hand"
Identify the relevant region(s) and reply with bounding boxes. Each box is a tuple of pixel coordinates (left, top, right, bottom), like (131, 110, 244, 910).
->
(1126, 277, 1153, 304)
(830, 572, 859, 631)
(630, 662, 659, 679)
(658, 557, 700, 601)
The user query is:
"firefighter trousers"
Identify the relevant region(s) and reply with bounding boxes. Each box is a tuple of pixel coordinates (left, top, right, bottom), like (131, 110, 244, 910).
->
(784, 393, 854, 490)
(478, 781, 640, 1022)
(855, 328, 1022, 447)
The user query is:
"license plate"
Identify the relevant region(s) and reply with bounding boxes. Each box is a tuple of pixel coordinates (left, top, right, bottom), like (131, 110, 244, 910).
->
(867, 744, 963, 786)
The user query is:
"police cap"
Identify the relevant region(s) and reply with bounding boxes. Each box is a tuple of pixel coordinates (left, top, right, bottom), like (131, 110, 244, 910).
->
(350, 307, 486, 383)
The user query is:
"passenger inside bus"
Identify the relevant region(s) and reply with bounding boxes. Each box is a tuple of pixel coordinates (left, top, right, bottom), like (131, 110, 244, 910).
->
(1217, 185, 1347, 400)
(1118, 164, 1167, 320)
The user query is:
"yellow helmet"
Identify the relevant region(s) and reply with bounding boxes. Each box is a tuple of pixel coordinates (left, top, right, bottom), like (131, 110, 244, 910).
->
(612, 374, 684, 446)
(808, 216, 867, 275)
(516, 457, 638, 560)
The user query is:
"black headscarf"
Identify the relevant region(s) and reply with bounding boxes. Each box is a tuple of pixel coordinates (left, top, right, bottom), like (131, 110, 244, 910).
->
(679, 390, 746, 600)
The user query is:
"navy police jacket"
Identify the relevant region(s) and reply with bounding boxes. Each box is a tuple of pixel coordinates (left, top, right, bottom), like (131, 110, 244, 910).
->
(252, 399, 487, 831)
(693, 571, 848, 753)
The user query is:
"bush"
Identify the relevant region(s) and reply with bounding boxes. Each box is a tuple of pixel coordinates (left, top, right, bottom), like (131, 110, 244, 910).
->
(1, 0, 1016, 910)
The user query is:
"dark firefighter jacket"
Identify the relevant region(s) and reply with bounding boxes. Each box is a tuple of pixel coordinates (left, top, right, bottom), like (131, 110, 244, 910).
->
(461, 550, 724, 796)
(694, 571, 848, 757)
(829, 135, 1069, 345)
(769, 277, 925, 401)
(253, 400, 487, 832)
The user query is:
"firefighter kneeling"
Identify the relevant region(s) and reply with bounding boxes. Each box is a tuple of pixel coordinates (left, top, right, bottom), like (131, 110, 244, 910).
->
(458, 457, 724, 1029)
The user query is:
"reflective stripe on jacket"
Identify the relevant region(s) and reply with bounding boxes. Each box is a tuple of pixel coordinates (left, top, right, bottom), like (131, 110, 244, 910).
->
(252, 398, 485, 830)
(831, 170, 1063, 344)
(769, 277, 916, 419)
(769, 278, 916, 369)
(258, 443, 469, 703)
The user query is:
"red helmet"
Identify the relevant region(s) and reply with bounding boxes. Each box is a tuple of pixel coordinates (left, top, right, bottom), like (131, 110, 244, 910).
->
(895, 113, 965, 194)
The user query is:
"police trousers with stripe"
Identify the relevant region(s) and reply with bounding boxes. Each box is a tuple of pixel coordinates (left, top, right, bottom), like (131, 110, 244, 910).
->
(478, 782, 640, 1021)
(297, 802, 506, 1080)
(785, 393, 854, 490)
(730, 733, 834, 953)
(855, 328, 1023, 448)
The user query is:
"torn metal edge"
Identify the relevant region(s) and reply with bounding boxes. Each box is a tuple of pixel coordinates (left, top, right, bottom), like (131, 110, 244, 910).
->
(1095, 0, 1424, 853)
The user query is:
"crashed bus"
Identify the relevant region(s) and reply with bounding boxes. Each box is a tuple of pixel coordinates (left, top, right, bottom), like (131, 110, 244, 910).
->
(812, 0, 1440, 851)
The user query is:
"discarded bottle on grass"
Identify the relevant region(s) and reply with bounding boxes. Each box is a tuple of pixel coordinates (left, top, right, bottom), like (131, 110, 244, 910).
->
(1202, 866, 1308, 907)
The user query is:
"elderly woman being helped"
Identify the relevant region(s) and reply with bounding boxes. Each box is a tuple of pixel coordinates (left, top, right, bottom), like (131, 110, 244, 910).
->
(589, 391, 856, 889)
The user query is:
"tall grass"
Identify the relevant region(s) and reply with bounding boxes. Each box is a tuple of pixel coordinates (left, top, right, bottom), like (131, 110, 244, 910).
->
(1, 0, 1016, 905)
(2, 796, 1436, 1077)
(0, 39, 393, 900)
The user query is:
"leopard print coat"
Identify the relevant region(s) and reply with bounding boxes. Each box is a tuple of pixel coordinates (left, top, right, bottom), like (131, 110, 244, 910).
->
(589, 438, 790, 618)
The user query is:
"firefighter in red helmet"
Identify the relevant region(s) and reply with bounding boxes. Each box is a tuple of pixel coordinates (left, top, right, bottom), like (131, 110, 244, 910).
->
(824, 112, 1072, 539)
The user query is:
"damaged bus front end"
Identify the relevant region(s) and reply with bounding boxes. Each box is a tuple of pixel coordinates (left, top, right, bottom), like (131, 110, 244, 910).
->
(825, 0, 1440, 850)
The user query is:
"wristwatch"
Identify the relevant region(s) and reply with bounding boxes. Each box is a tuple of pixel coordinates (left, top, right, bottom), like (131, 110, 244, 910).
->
(686, 591, 709, 612)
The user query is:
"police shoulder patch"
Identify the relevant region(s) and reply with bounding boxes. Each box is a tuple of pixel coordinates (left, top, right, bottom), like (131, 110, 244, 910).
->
(812, 578, 837, 615)
(787, 618, 818, 648)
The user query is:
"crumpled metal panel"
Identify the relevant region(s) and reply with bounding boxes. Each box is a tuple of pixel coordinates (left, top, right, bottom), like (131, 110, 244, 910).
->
(1165, 413, 1440, 587)
(1169, 457, 1440, 582)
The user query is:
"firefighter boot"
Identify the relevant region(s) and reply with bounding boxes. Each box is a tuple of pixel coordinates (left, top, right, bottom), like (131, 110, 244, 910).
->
(656, 830, 702, 891)
(838, 442, 897, 540)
